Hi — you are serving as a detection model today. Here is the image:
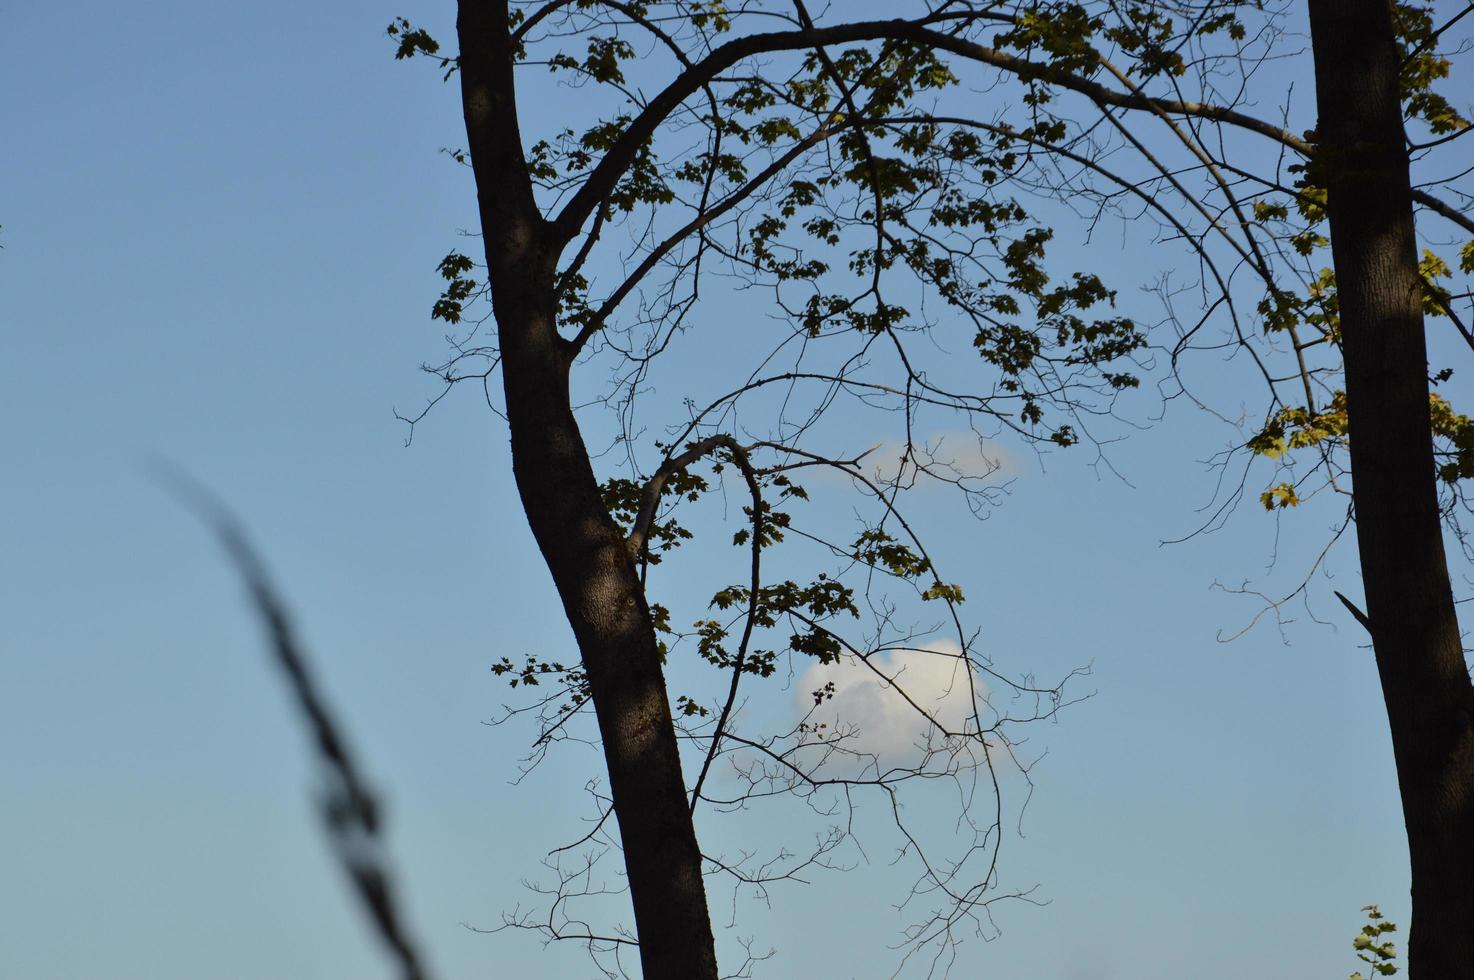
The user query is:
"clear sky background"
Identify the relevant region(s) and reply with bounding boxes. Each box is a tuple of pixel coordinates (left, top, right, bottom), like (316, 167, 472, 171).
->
(4, 2, 1466, 978)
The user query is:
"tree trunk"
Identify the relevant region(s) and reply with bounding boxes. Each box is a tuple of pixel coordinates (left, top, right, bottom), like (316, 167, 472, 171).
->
(456, 3, 720, 977)
(1307, 1, 1474, 974)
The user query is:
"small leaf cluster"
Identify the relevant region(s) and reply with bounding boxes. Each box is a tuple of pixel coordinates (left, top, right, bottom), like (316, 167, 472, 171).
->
(1257, 277, 1339, 343)
(921, 581, 966, 603)
(1248, 391, 1474, 490)
(1259, 482, 1302, 510)
(1419, 249, 1458, 317)
(1247, 393, 1349, 461)
(702, 575, 860, 669)
(491, 654, 581, 692)
(1429, 393, 1474, 483)
(995, 5, 1105, 78)
(731, 499, 788, 549)
(1349, 905, 1398, 978)
(527, 118, 673, 212)
(386, 18, 457, 79)
(549, 35, 638, 86)
(1395, 3, 1472, 136)
(431, 252, 478, 324)
(731, 472, 807, 549)
(601, 469, 710, 562)
(852, 528, 931, 579)
(675, 694, 710, 717)
(995, 0, 1249, 85)
(1103, 3, 1247, 79)
(851, 528, 963, 602)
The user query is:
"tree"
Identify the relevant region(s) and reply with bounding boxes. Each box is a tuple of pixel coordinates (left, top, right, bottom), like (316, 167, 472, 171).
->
(436, 5, 1136, 974)
(1306, 1, 1474, 974)
(1157, 4, 1474, 974)
(383, 2, 1473, 977)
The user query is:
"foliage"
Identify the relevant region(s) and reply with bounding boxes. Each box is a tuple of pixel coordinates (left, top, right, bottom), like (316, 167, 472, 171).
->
(385, 0, 1474, 973)
(1228, 1, 1474, 541)
(1349, 905, 1399, 979)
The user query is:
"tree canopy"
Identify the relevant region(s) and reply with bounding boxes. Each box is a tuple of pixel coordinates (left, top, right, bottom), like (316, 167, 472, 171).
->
(379, 1, 1474, 976)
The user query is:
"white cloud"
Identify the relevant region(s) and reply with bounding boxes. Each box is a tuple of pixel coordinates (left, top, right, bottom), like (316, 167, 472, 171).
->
(861, 430, 1019, 488)
(792, 640, 987, 767)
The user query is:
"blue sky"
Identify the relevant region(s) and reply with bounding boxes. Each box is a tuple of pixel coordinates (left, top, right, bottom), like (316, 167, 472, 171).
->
(3, 2, 1460, 978)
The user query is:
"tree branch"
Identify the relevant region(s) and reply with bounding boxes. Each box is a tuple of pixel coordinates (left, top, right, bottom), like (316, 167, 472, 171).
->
(1412, 188, 1474, 236)
(626, 434, 747, 558)
(158, 467, 434, 980)
(549, 15, 1313, 245)
(1336, 590, 1374, 634)
(688, 441, 765, 815)
(570, 116, 842, 352)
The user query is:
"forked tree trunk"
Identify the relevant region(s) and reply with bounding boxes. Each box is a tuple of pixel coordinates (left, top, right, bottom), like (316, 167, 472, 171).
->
(456, 2, 720, 977)
(1307, 1, 1474, 973)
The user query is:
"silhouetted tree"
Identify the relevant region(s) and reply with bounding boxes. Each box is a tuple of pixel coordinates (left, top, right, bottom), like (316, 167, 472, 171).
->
(382, 2, 1472, 976)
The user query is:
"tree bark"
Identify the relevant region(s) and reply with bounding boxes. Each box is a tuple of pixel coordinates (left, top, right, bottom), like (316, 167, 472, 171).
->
(1307, 1, 1474, 974)
(456, 3, 719, 977)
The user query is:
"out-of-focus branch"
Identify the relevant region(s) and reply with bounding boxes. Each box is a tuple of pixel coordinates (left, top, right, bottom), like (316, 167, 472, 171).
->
(158, 466, 434, 980)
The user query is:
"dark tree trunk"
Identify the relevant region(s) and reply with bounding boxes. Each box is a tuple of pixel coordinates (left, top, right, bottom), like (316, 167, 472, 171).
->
(456, 3, 719, 977)
(1307, 1, 1474, 974)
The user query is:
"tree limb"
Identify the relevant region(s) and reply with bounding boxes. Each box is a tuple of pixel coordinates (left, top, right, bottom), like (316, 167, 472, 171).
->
(549, 15, 1315, 245)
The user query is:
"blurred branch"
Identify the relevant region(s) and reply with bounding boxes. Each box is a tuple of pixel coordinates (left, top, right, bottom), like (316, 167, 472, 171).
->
(156, 464, 434, 980)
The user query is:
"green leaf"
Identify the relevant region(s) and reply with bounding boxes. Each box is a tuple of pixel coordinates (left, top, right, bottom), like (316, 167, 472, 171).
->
(921, 581, 965, 603)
